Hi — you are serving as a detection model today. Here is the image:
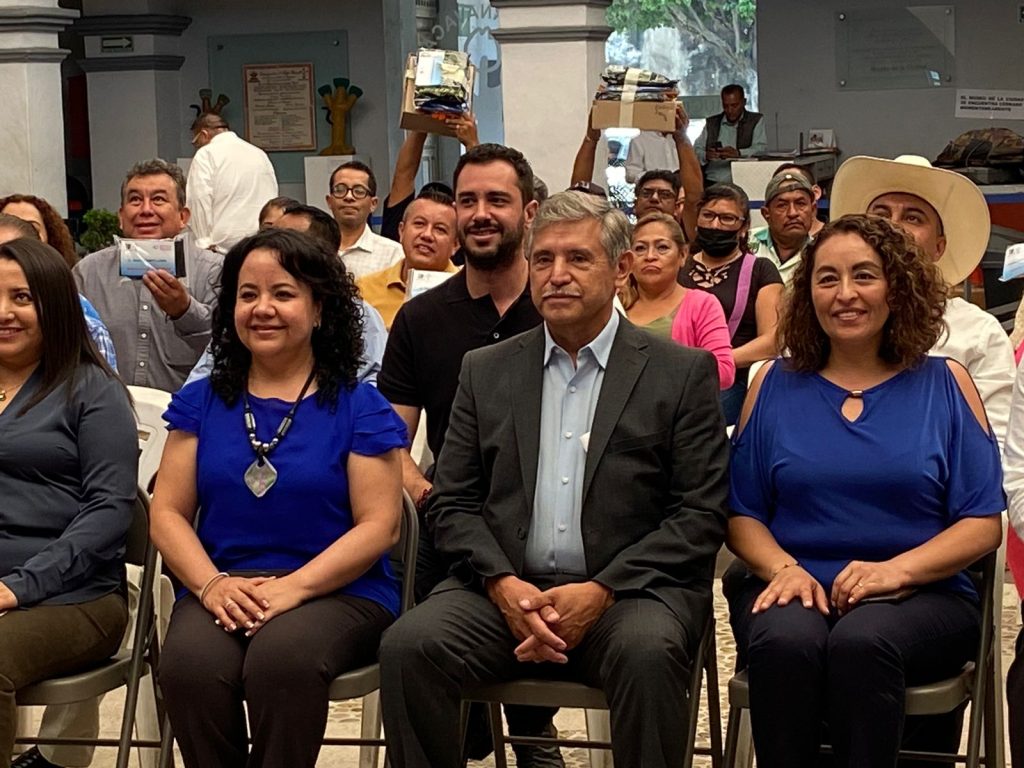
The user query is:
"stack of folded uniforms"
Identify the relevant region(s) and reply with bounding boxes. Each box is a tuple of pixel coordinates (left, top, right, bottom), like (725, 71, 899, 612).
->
(413, 49, 470, 117)
(595, 65, 678, 103)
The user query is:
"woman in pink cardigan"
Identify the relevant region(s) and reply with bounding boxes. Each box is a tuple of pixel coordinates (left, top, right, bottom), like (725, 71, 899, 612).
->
(623, 212, 735, 389)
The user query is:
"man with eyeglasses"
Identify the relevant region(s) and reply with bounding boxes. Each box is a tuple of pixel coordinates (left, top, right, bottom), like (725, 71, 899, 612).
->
(634, 170, 679, 220)
(325, 160, 403, 279)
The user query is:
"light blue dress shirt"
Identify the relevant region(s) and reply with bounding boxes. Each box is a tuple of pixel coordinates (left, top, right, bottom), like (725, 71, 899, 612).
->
(524, 310, 619, 579)
(79, 294, 118, 371)
(694, 113, 769, 183)
(183, 299, 387, 388)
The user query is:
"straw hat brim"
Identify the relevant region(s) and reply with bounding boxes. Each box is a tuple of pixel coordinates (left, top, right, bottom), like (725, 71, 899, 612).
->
(829, 155, 990, 286)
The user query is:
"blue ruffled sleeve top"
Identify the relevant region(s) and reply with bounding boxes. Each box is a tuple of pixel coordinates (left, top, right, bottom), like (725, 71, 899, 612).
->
(729, 357, 1005, 598)
(164, 377, 408, 615)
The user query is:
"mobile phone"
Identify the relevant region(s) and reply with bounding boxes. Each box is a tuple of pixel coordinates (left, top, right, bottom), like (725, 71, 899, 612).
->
(709, 141, 722, 150)
(858, 587, 917, 604)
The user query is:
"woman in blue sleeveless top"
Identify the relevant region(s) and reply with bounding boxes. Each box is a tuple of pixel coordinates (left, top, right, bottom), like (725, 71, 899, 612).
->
(151, 229, 407, 768)
(726, 214, 1004, 767)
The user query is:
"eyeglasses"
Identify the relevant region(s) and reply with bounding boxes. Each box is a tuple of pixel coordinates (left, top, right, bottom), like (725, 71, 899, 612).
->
(697, 210, 745, 227)
(330, 184, 371, 200)
(637, 188, 675, 201)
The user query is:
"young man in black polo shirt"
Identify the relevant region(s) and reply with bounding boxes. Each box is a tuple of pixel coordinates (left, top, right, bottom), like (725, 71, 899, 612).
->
(378, 143, 562, 768)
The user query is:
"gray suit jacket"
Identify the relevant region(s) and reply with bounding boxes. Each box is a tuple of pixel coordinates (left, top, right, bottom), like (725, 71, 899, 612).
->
(427, 319, 730, 633)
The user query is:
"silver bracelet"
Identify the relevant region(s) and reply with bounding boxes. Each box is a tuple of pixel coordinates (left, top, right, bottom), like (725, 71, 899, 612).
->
(198, 571, 229, 604)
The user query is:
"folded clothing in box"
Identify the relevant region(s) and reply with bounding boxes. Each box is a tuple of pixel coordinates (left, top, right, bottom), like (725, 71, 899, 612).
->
(595, 65, 678, 103)
(413, 49, 470, 116)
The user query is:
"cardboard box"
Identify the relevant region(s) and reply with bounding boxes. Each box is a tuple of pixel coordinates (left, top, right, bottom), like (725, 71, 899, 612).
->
(591, 99, 677, 132)
(399, 53, 475, 137)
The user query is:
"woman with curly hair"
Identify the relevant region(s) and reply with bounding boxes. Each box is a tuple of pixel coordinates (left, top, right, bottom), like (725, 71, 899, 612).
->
(150, 228, 407, 768)
(724, 214, 1004, 767)
(0, 194, 78, 268)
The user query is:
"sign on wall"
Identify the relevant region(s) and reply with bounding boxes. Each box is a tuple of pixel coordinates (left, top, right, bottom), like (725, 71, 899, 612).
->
(242, 62, 317, 152)
(835, 6, 955, 91)
(955, 89, 1024, 121)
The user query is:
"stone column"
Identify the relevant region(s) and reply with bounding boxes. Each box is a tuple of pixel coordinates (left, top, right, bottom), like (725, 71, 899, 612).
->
(75, 11, 190, 211)
(0, 0, 80, 215)
(491, 0, 611, 192)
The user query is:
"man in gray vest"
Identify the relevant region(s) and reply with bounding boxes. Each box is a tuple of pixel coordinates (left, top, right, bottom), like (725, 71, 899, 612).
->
(694, 84, 766, 184)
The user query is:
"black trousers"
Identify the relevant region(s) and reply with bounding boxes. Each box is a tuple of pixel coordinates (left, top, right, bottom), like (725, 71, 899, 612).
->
(725, 569, 979, 768)
(379, 582, 699, 768)
(1006, 605, 1024, 766)
(160, 593, 391, 768)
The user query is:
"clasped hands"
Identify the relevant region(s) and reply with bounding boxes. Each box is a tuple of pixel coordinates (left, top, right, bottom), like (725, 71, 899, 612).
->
(486, 575, 614, 664)
(200, 574, 310, 636)
(753, 560, 910, 617)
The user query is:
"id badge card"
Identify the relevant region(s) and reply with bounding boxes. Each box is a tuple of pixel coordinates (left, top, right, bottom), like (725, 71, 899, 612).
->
(117, 236, 186, 279)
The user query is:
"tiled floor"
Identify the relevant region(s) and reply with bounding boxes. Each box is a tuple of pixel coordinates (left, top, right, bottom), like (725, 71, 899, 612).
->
(17, 582, 1023, 767)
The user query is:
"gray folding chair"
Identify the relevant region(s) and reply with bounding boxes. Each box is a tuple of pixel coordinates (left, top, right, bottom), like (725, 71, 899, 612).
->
(156, 490, 419, 768)
(722, 550, 1002, 768)
(15, 488, 164, 768)
(460, 613, 723, 768)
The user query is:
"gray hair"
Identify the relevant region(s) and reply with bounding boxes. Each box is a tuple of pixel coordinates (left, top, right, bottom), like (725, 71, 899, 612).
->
(525, 190, 632, 266)
(120, 158, 187, 208)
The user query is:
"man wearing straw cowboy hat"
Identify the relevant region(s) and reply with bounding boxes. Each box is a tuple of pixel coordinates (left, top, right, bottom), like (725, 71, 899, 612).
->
(830, 154, 1015, 447)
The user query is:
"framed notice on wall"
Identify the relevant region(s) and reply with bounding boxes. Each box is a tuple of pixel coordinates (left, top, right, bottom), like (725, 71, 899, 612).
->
(243, 62, 316, 152)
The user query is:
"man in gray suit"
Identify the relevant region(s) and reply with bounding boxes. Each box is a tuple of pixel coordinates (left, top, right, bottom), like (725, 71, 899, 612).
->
(380, 190, 730, 768)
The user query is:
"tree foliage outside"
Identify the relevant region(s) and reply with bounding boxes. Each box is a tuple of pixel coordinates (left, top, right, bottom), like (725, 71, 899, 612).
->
(607, 0, 757, 101)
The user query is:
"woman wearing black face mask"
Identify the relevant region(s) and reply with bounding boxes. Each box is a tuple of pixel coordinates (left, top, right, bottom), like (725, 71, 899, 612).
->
(681, 183, 783, 425)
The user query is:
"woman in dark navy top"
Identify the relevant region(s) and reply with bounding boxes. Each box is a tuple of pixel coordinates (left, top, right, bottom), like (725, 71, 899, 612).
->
(726, 215, 1004, 768)
(151, 229, 407, 768)
(0, 239, 135, 760)
(680, 183, 783, 425)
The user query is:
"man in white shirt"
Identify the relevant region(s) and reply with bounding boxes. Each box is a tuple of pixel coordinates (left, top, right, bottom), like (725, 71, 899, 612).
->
(624, 131, 678, 184)
(186, 114, 278, 252)
(325, 160, 403, 279)
(830, 154, 1014, 448)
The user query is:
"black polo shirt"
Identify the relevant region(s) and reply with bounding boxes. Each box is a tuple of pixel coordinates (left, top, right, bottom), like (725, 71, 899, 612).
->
(379, 268, 542, 459)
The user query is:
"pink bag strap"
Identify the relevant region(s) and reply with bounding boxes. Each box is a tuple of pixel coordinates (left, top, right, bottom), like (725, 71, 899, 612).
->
(727, 253, 755, 340)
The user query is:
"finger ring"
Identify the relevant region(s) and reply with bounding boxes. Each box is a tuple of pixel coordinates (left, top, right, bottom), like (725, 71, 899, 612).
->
(225, 599, 236, 609)
(856, 581, 864, 588)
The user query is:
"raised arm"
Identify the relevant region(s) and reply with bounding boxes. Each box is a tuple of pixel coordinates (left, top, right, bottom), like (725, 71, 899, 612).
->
(673, 104, 703, 241)
(570, 111, 601, 187)
(389, 131, 429, 207)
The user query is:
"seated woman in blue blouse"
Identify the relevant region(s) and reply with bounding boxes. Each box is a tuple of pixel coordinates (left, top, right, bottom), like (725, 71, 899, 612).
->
(726, 214, 1004, 768)
(0, 239, 136, 760)
(151, 228, 407, 768)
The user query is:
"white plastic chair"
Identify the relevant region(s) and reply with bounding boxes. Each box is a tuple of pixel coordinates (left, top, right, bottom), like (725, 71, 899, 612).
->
(127, 386, 173, 768)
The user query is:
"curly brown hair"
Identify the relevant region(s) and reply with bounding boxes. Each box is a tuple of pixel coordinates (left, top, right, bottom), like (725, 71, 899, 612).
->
(779, 214, 947, 371)
(0, 194, 78, 268)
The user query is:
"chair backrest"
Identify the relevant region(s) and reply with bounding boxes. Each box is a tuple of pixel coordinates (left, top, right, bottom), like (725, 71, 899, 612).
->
(125, 487, 152, 568)
(127, 385, 172, 494)
(397, 491, 420, 614)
